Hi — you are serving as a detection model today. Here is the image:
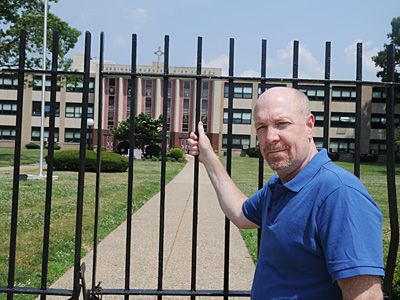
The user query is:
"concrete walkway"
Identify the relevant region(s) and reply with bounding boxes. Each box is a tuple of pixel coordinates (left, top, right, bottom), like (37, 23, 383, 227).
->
(43, 156, 255, 299)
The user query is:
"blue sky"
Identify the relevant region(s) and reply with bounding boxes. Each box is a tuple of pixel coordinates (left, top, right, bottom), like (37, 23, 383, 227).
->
(50, 0, 399, 81)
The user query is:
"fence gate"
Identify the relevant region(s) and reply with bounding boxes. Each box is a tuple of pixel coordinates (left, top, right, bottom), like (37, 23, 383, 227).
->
(0, 29, 399, 299)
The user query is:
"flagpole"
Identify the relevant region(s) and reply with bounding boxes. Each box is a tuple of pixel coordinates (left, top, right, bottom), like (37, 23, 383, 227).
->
(39, 0, 48, 178)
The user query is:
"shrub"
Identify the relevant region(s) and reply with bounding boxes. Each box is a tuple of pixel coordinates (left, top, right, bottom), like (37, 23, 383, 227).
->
(152, 156, 158, 161)
(169, 147, 184, 160)
(117, 140, 130, 154)
(48, 150, 129, 172)
(45, 144, 61, 150)
(246, 147, 260, 158)
(97, 146, 106, 152)
(360, 154, 378, 163)
(25, 142, 40, 149)
(146, 144, 162, 158)
(328, 152, 340, 161)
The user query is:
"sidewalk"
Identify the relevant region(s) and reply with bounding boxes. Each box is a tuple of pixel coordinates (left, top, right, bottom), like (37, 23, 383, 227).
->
(44, 156, 255, 299)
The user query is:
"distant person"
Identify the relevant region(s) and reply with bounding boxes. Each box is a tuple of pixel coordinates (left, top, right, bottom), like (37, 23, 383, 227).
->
(188, 87, 384, 299)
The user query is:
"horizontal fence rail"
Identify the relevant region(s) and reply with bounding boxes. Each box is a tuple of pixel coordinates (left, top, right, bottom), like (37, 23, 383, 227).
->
(0, 29, 398, 300)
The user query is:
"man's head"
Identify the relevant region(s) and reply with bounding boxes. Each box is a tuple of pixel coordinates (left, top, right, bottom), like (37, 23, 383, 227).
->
(253, 87, 318, 183)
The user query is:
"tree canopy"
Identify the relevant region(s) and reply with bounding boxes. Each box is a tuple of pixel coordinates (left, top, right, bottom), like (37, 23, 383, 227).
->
(371, 16, 400, 82)
(0, 0, 81, 70)
(110, 113, 164, 152)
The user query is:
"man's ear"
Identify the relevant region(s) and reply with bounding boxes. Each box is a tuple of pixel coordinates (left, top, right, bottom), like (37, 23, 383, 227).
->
(306, 113, 315, 138)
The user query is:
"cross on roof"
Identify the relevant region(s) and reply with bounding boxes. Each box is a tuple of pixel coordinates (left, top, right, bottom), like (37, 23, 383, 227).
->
(154, 46, 164, 66)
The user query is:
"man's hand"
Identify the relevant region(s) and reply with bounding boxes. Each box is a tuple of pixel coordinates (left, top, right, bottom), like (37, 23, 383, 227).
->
(188, 121, 214, 163)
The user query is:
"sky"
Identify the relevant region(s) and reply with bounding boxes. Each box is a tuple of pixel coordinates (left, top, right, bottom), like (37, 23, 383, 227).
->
(50, 0, 399, 81)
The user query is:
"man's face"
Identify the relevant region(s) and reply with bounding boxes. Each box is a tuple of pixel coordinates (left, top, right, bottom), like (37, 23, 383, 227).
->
(254, 89, 315, 183)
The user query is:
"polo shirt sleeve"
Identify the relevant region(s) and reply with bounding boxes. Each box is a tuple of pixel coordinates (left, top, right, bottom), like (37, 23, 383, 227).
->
(316, 185, 384, 282)
(242, 187, 265, 227)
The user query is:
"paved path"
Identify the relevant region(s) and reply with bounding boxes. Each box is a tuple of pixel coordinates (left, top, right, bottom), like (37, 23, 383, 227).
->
(43, 156, 255, 299)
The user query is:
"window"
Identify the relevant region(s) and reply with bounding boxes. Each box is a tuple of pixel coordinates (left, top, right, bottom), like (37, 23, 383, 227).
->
(33, 76, 61, 91)
(65, 103, 93, 118)
(145, 80, 153, 116)
(258, 84, 286, 97)
(222, 134, 250, 149)
(224, 83, 252, 99)
(371, 87, 386, 103)
(108, 78, 116, 128)
(223, 109, 252, 124)
(201, 81, 210, 132)
(0, 74, 18, 90)
(0, 100, 17, 115)
(369, 139, 393, 155)
(66, 77, 95, 93)
(314, 137, 324, 148)
(329, 138, 355, 153)
(371, 113, 400, 129)
(126, 79, 137, 118)
(330, 112, 356, 128)
(299, 85, 325, 101)
(182, 81, 191, 132)
(31, 127, 59, 142)
(65, 128, 84, 143)
(0, 126, 16, 140)
(312, 111, 324, 127)
(332, 86, 356, 102)
(32, 101, 60, 117)
(166, 80, 172, 131)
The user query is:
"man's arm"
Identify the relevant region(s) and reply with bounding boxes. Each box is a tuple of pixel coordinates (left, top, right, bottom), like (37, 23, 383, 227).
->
(188, 122, 258, 229)
(337, 275, 383, 300)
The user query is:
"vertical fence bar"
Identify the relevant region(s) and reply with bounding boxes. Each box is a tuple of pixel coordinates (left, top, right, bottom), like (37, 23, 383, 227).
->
(157, 35, 169, 300)
(323, 41, 331, 149)
(354, 43, 362, 178)
(292, 40, 299, 90)
(191, 36, 202, 300)
(7, 28, 26, 300)
(40, 30, 59, 300)
(224, 37, 235, 300)
(91, 31, 105, 299)
(257, 39, 267, 255)
(382, 43, 399, 299)
(72, 31, 91, 300)
(124, 33, 137, 300)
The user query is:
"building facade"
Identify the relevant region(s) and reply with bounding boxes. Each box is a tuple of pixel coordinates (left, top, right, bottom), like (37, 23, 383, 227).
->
(0, 54, 398, 162)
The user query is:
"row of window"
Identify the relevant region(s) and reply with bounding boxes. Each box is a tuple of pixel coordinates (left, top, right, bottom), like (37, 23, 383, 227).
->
(221, 134, 392, 155)
(0, 74, 95, 93)
(223, 83, 388, 103)
(0, 100, 93, 118)
(0, 126, 92, 143)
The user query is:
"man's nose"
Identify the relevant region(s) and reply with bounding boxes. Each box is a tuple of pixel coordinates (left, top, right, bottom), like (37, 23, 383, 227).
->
(265, 127, 279, 144)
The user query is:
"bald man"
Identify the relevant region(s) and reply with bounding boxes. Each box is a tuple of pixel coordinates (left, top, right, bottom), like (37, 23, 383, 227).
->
(188, 87, 384, 299)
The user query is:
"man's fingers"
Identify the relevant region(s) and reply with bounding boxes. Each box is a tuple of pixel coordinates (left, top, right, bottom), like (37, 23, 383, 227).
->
(197, 121, 205, 137)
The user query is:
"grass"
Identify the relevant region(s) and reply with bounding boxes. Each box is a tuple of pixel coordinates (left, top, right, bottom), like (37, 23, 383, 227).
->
(1, 149, 399, 298)
(219, 156, 400, 265)
(0, 148, 46, 167)
(0, 149, 185, 300)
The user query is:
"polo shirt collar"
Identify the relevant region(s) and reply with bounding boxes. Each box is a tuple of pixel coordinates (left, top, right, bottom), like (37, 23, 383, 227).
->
(283, 148, 330, 193)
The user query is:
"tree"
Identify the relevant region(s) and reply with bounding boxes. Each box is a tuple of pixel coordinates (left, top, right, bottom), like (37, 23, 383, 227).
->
(110, 113, 164, 152)
(371, 16, 400, 83)
(0, 0, 81, 70)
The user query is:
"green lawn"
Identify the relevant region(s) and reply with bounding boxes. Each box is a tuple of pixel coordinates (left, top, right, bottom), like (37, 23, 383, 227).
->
(0, 148, 185, 300)
(0, 148, 399, 299)
(0, 148, 46, 167)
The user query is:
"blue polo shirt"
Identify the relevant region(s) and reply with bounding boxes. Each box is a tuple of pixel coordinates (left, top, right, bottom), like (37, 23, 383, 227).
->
(242, 149, 384, 300)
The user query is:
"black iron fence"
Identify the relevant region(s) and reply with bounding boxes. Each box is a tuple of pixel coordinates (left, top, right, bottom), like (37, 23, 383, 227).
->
(0, 29, 399, 299)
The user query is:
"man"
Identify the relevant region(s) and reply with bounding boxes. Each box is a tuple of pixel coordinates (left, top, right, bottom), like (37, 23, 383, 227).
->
(188, 87, 384, 299)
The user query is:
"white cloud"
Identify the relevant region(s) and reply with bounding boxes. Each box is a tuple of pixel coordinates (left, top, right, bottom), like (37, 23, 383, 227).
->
(344, 39, 380, 73)
(270, 41, 324, 79)
(202, 54, 229, 75)
(112, 35, 129, 47)
(123, 8, 147, 29)
(240, 69, 261, 77)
